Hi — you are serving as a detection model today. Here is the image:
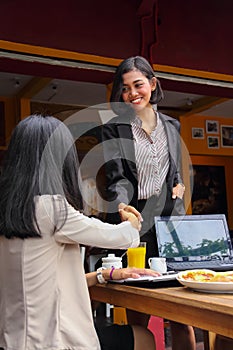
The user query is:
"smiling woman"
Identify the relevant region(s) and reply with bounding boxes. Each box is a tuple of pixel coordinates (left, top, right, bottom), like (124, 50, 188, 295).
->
(97, 55, 196, 350)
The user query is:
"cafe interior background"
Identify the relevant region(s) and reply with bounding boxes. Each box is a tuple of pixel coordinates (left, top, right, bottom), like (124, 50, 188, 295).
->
(0, 0, 233, 236)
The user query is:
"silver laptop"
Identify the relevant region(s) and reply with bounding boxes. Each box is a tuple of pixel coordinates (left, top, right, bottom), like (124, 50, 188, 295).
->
(154, 214, 233, 271)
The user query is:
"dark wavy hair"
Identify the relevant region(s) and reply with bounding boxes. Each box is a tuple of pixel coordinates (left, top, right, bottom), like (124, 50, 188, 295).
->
(110, 56, 164, 114)
(0, 114, 82, 239)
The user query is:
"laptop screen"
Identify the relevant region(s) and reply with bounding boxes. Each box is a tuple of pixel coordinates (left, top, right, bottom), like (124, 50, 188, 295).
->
(154, 214, 232, 262)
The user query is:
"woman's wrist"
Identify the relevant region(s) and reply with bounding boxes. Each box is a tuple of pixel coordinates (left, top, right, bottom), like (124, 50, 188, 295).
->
(96, 267, 107, 284)
(101, 267, 116, 282)
(109, 267, 115, 280)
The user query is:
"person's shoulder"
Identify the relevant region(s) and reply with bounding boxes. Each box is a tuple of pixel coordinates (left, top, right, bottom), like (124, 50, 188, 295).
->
(104, 114, 132, 132)
(35, 194, 64, 203)
(106, 115, 120, 124)
(106, 114, 129, 125)
(158, 112, 180, 126)
(34, 194, 67, 212)
(158, 111, 178, 122)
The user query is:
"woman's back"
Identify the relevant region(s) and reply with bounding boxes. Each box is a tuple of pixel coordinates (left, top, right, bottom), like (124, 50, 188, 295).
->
(0, 115, 140, 349)
(0, 194, 139, 349)
(0, 195, 101, 350)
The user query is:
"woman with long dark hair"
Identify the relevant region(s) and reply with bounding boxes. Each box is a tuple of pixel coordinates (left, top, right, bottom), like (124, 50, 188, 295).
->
(0, 114, 157, 350)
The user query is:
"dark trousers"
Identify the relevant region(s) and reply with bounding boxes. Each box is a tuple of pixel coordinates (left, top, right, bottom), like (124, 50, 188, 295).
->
(137, 187, 185, 266)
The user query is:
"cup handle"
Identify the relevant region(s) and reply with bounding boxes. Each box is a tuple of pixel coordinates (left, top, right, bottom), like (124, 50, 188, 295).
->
(148, 258, 152, 267)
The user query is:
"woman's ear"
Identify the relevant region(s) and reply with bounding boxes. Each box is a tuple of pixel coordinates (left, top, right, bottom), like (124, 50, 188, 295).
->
(150, 77, 157, 91)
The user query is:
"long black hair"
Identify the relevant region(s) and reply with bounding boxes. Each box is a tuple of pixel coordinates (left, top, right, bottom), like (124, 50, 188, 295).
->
(110, 56, 164, 114)
(0, 114, 82, 239)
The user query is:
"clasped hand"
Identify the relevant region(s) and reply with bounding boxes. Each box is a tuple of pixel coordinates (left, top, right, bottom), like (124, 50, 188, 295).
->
(118, 203, 142, 231)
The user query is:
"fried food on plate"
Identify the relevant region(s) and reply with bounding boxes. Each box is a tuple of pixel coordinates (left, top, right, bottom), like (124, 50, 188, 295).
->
(178, 270, 233, 283)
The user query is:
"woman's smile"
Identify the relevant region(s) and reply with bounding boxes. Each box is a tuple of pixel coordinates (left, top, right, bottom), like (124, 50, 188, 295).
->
(130, 97, 143, 104)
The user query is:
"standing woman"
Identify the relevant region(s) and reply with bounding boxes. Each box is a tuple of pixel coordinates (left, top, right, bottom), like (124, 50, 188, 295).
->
(0, 114, 144, 350)
(101, 56, 186, 259)
(100, 56, 195, 350)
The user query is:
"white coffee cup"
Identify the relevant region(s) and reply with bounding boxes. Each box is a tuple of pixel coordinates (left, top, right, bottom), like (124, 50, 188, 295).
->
(102, 254, 122, 269)
(148, 257, 167, 273)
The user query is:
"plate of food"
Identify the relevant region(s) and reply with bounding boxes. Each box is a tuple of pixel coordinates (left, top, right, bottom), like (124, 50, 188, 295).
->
(176, 269, 233, 293)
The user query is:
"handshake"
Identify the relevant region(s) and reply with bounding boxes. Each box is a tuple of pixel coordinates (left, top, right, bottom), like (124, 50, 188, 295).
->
(118, 202, 143, 231)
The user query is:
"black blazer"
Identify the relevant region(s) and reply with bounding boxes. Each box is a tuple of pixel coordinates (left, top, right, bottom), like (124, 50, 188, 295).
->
(100, 111, 185, 222)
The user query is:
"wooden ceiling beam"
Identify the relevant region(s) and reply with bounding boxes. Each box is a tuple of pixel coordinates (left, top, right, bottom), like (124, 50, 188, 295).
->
(178, 96, 230, 117)
(16, 77, 52, 99)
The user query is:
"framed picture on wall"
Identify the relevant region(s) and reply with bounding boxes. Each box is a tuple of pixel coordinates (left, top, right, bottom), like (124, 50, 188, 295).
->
(207, 136, 219, 149)
(206, 120, 219, 134)
(192, 127, 204, 139)
(221, 125, 233, 147)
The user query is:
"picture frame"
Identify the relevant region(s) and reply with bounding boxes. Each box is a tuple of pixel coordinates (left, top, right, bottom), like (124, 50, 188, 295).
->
(207, 136, 219, 149)
(221, 125, 233, 148)
(206, 120, 219, 134)
(192, 127, 204, 139)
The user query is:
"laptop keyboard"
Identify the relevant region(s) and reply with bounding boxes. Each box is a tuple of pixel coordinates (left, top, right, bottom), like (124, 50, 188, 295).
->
(167, 259, 233, 272)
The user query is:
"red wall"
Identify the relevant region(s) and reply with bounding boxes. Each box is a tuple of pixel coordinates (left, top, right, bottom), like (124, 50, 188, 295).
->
(155, 0, 233, 75)
(0, 0, 232, 75)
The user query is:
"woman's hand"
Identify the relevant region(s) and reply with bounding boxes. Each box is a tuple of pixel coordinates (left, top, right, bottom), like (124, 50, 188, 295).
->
(172, 183, 185, 199)
(118, 203, 143, 222)
(102, 267, 161, 281)
(119, 208, 142, 231)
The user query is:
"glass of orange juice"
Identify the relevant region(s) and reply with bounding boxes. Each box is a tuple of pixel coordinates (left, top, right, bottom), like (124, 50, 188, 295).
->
(127, 242, 146, 268)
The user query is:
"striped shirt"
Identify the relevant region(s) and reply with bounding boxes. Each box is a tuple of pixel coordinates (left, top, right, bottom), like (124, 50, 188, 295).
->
(131, 112, 169, 199)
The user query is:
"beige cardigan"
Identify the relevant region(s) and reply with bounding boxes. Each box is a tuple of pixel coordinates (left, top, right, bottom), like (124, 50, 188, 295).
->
(0, 195, 139, 350)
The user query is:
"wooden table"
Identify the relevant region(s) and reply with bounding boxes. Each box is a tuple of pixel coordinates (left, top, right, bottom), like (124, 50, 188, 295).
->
(89, 283, 233, 340)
